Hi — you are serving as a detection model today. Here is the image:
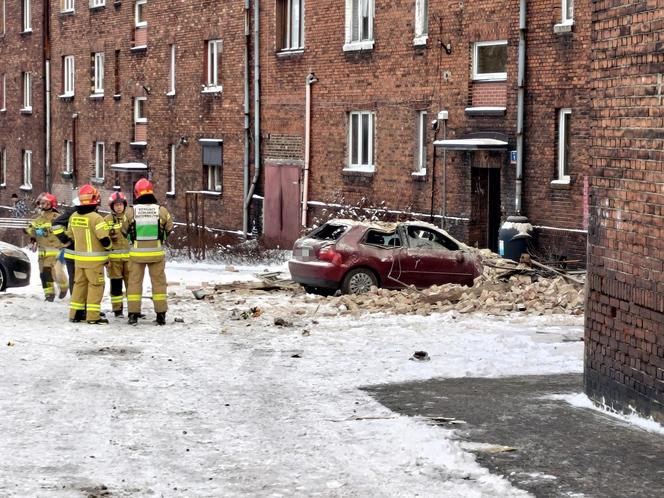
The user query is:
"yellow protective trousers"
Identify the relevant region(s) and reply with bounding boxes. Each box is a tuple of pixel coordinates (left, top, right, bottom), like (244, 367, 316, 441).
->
(126, 259, 168, 314)
(108, 259, 130, 312)
(38, 255, 56, 298)
(69, 265, 106, 321)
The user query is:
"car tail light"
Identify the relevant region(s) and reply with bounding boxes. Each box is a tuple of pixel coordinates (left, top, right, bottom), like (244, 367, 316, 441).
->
(318, 245, 342, 265)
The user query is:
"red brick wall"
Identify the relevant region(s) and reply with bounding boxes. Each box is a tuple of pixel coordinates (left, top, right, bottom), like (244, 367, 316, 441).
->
(0, 0, 46, 205)
(47, 1, 247, 228)
(585, 0, 664, 423)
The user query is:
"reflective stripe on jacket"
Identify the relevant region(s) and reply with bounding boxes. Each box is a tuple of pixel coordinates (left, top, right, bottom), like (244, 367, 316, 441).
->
(65, 212, 111, 268)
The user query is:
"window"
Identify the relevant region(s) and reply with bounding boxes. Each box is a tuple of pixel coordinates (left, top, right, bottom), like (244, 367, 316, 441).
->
(205, 39, 222, 91)
(277, 0, 303, 51)
(344, 0, 374, 49)
(472, 41, 507, 80)
(94, 141, 105, 179)
(64, 140, 73, 173)
(364, 229, 401, 248)
(347, 111, 375, 172)
(61, 0, 74, 12)
(134, 96, 146, 123)
(407, 226, 459, 251)
(167, 44, 176, 95)
(414, 0, 428, 43)
(135, 0, 146, 27)
(22, 0, 31, 32)
(0, 148, 6, 187)
(202, 142, 222, 192)
(167, 143, 176, 194)
(21, 72, 32, 111)
(22, 150, 32, 188)
(1, 73, 6, 111)
(562, 0, 573, 24)
(63, 55, 75, 96)
(90, 0, 105, 8)
(415, 111, 427, 174)
(92, 52, 104, 95)
(556, 108, 571, 183)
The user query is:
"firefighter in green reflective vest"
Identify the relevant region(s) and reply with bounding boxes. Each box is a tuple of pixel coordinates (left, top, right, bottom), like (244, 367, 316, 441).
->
(123, 178, 173, 326)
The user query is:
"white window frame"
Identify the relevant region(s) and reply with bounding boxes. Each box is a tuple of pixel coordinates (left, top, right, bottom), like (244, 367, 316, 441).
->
(21, 72, 32, 111)
(344, 0, 374, 51)
(134, 96, 147, 123)
(135, 0, 147, 28)
(93, 52, 104, 95)
(94, 141, 105, 180)
(205, 39, 222, 91)
(472, 40, 508, 81)
(63, 55, 75, 97)
(90, 0, 105, 8)
(22, 150, 32, 189)
(346, 111, 376, 172)
(280, 0, 304, 51)
(0, 148, 6, 187)
(61, 0, 74, 13)
(562, 0, 573, 24)
(1, 73, 6, 111)
(167, 44, 176, 95)
(413, 0, 428, 45)
(64, 140, 73, 173)
(168, 143, 176, 194)
(206, 164, 222, 192)
(555, 108, 572, 183)
(22, 0, 31, 32)
(414, 110, 427, 175)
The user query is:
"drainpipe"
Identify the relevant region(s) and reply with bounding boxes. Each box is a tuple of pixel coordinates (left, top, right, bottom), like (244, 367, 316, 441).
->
(242, 0, 250, 236)
(515, 0, 526, 215)
(441, 118, 447, 228)
(244, 0, 260, 230)
(301, 72, 317, 227)
(45, 60, 51, 191)
(72, 113, 78, 186)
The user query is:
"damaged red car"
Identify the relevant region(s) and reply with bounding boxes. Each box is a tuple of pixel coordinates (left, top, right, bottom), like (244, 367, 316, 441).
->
(289, 220, 482, 294)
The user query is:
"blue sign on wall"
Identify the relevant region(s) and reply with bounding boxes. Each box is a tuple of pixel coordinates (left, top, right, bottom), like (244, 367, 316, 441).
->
(510, 150, 517, 165)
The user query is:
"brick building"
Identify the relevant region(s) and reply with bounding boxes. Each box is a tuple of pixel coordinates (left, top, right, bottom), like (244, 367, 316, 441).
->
(1, 0, 592, 260)
(0, 0, 48, 206)
(585, 0, 664, 423)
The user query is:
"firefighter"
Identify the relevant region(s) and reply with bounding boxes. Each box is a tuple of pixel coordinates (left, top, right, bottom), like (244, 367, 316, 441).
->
(104, 192, 130, 317)
(66, 184, 112, 324)
(123, 178, 173, 325)
(25, 193, 67, 301)
(52, 198, 79, 294)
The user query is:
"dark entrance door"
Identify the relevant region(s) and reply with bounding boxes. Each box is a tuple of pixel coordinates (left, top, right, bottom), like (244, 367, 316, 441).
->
(470, 167, 500, 251)
(263, 163, 301, 248)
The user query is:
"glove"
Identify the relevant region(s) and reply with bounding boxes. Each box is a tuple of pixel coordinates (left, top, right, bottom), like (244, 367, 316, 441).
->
(35, 228, 46, 237)
(57, 249, 66, 263)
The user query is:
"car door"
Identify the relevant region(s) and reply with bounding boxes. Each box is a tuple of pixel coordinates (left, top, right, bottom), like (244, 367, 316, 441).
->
(358, 228, 405, 289)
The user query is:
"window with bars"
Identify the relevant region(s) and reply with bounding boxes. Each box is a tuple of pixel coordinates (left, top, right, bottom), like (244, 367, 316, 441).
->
(556, 108, 571, 183)
(21, 72, 32, 111)
(347, 111, 375, 172)
(94, 141, 105, 179)
(22, 150, 32, 188)
(205, 39, 222, 91)
(91, 52, 104, 95)
(63, 55, 75, 96)
(276, 0, 303, 51)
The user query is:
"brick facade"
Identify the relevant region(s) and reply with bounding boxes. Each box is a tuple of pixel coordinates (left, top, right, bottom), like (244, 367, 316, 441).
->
(585, 0, 664, 423)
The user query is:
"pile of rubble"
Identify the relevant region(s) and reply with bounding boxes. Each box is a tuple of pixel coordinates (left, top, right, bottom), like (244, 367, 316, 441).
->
(307, 250, 585, 317)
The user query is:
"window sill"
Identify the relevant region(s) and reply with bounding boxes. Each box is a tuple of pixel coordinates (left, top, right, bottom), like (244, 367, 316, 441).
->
(277, 48, 304, 57)
(201, 86, 223, 94)
(20, 29, 33, 36)
(413, 35, 428, 47)
(342, 167, 375, 177)
(60, 171, 74, 180)
(130, 141, 147, 148)
(130, 44, 148, 53)
(166, 191, 176, 198)
(551, 179, 571, 189)
(89, 93, 104, 100)
(114, 0, 121, 7)
(166, 91, 176, 97)
(465, 106, 506, 117)
(0, 108, 6, 113)
(472, 76, 507, 83)
(59, 94, 75, 101)
(554, 21, 574, 34)
(343, 40, 374, 52)
(20, 108, 33, 115)
(412, 170, 427, 181)
(91, 177, 105, 185)
(19, 184, 33, 191)
(60, 9, 75, 16)
(90, 5, 106, 12)
(113, 94, 121, 100)
(200, 190, 222, 197)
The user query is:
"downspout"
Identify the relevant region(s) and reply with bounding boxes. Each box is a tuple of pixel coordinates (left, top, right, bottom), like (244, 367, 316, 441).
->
(441, 118, 447, 228)
(515, 0, 526, 215)
(72, 113, 78, 186)
(301, 72, 317, 227)
(244, 0, 260, 230)
(44, 0, 51, 190)
(242, 0, 250, 236)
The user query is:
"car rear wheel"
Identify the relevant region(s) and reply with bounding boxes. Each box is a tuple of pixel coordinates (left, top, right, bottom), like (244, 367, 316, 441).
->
(0, 264, 6, 291)
(342, 268, 378, 295)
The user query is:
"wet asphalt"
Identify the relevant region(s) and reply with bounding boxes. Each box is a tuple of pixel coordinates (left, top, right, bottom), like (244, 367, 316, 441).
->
(363, 374, 664, 497)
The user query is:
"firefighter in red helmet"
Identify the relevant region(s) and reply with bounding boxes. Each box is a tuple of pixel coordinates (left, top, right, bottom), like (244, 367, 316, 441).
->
(123, 178, 173, 325)
(105, 191, 130, 317)
(25, 192, 67, 301)
(65, 184, 112, 324)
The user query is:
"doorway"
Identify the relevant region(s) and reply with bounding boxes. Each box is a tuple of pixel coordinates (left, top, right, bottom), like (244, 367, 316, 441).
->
(470, 167, 501, 251)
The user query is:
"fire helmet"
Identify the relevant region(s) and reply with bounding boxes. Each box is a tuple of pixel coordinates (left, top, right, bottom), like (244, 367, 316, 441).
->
(109, 191, 128, 208)
(38, 192, 58, 210)
(78, 184, 101, 206)
(134, 178, 154, 199)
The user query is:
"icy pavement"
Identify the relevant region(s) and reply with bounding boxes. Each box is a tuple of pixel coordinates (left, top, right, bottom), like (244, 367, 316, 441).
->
(0, 258, 584, 497)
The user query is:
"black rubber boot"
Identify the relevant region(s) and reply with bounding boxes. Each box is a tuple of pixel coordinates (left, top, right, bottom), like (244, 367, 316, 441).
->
(114, 309, 124, 317)
(128, 313, 139, 325)
(58, 288, 68, 299)
(45, 294, 55, 302)
(156, 312, 166, 326)
(87, 317, 109, 325)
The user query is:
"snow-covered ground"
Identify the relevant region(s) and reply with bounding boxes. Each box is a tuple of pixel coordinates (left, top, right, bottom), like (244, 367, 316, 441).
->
(0, 255, 587, 497)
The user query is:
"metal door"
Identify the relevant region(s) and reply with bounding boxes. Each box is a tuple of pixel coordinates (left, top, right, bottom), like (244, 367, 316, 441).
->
(263, 163, 301, 248)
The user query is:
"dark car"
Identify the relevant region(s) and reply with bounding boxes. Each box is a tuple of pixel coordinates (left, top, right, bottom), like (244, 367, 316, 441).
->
(0, 241, 31, 291)
(289, 220, 482, 294)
